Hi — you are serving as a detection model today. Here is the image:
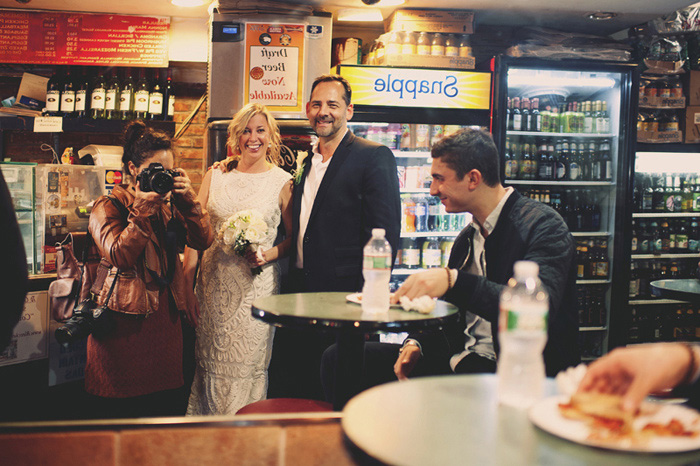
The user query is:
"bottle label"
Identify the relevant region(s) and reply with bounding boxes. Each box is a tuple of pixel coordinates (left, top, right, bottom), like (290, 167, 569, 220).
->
(46, 90, 60, 112)
(403, 249, 420, 267)
(134, 90, 149, 112)
(422, 249, 442, 268)
(168, 97, 175, 117)
(120, 90, 133, 111)
(149, 91, 163, 115)
(555, 162, 566, 180)
(513, 114, 522, 131)
(500, 306, 548, 332)
(595, 261, 609, 278)
(677, 234, 689, 250)
(91, 88, 106, 110)
(105, 89, 118, 111)
(690, 239, 700, 252)
(75, 90, 87, 112)
(60, 91, 76, 113)
(569, 162, 580, 180)
(363, 254, 391, 270)
(631, 237, 638, 251)
(417, 44, 431, 55)
(431, 45, 445, 56)
(445, 46, 459, 57)
(639, 239, 649, 253)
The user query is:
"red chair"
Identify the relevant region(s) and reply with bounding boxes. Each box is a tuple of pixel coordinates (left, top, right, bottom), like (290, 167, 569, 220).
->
(236, 398, 333, 415)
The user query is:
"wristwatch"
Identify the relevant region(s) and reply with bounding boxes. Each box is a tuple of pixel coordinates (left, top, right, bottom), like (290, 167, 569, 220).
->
(399, 339, 422, 355)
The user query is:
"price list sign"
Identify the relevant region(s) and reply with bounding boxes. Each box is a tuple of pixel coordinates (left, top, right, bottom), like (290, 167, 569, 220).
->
(0, 10, 169, 67)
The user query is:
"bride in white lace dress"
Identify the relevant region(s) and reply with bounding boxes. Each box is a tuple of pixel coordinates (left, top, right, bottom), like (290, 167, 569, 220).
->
(184, 103, 293, 415)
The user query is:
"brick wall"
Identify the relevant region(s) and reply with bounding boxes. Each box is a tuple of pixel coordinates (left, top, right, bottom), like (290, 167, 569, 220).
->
(172, 90, 207, 194)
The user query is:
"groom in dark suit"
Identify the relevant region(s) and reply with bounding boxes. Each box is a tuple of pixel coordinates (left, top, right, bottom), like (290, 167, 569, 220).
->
(267, 74, 401, 400)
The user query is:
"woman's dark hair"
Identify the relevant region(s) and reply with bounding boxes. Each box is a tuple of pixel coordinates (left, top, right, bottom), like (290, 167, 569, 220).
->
(122, 121, 173, 177)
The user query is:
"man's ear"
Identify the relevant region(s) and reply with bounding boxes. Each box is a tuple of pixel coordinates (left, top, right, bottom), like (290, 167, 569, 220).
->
(346, 102, 354, 121)
(466, 169, 483, 190)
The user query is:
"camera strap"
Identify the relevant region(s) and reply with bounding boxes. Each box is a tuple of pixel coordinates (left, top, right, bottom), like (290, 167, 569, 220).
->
(104, 269, 121, 303)
(145, 201, 182, 287)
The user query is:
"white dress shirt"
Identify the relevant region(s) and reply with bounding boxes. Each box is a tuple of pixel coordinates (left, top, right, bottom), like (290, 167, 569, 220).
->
(295, 130, 347, 268)
(449, 187, 514, 371)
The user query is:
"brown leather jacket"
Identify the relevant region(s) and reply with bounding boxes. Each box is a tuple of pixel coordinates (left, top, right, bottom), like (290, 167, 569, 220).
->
(88, 184, 213, 316)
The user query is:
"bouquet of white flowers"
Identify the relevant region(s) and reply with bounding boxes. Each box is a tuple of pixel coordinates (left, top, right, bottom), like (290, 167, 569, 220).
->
(219, 209, 269, 275)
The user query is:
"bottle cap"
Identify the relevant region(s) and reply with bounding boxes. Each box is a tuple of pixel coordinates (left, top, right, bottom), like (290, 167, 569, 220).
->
(372, 228, 386, 237)
(513, 260, 539, 279)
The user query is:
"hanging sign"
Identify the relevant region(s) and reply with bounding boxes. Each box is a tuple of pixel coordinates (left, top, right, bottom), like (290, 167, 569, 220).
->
(338, 65, 491, 110)
(0, 9, 169, 67)
(245, 23, 305, 112)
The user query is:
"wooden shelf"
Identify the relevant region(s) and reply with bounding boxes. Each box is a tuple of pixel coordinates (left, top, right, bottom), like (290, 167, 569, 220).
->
(0, 116, 175, 134)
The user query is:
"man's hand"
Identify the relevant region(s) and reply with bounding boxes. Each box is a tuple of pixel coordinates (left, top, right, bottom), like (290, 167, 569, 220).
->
(577, 343, 694, 413)
(391, 268, 449, 304)
(394, 344, 421, 381)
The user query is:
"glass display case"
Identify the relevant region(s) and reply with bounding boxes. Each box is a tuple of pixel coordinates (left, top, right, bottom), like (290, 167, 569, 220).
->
(0, 162, 38, 274)
(0, 163, 123, 275)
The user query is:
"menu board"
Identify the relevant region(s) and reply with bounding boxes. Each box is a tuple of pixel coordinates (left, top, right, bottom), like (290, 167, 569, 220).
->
(0, 10, 169, 67)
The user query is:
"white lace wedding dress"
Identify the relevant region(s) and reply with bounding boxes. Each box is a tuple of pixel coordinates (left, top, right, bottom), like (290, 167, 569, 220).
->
(187, 166, 291, 415)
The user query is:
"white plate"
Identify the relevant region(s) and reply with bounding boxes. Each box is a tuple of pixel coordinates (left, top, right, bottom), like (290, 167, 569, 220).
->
(529, 395, 700, 453)
(345, 293, 402, 308)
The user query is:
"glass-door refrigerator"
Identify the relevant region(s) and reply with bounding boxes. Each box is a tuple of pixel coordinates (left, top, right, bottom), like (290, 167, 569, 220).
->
(492, 56, 639, 361)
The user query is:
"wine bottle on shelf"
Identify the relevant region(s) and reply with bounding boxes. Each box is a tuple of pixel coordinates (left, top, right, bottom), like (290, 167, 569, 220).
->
(59, 66, 76, 118)
(90, 71, 106, 119)
(45, 66, 62, 116)
(512, 97, 522, 131)
(104, 68, 121, 120)
(133, 68, 150, 120)
(162, 68, 175, 121)
(74, 66, 90, 119)
(148, 69, 164, 120)
(530, 98, 540, 132)
(119, 67, 135, 120)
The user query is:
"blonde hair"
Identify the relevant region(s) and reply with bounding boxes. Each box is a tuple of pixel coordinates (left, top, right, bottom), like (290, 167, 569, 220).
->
(224, 103, 282, 170)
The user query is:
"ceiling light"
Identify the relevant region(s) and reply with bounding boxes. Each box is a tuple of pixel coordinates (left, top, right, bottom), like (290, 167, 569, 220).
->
(586, 11, 617, 21)
(171, 0, 207, 7)
(337, 8, 383, 22)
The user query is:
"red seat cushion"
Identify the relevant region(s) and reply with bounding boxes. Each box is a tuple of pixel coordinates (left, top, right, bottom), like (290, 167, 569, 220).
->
(236, 398, 333, 415)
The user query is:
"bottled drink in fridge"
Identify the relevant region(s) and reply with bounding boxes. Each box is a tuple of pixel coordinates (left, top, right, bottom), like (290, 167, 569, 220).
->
(362, 228, 392, 314)
(497, 260, 548, 409)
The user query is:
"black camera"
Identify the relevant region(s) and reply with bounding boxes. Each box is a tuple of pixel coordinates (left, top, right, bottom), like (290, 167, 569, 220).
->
(55, 299, 116, 345)
(136, 163, 180, 194)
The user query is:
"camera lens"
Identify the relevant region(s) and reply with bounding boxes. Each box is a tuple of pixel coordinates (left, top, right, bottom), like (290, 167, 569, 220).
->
(150, 172, 175, 195)
(55, 314, 93, 345)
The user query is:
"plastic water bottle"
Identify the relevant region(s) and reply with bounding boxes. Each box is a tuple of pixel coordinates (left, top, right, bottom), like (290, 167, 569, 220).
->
(361, 228, 392, 314)
(497, 260, 548, 409)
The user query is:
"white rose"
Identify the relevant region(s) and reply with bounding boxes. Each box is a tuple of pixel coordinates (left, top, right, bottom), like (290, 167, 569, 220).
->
(222, 228, 236, 245)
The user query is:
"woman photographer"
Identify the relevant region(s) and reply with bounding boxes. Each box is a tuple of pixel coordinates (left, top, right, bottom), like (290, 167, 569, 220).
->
(86, 121, 213, 418)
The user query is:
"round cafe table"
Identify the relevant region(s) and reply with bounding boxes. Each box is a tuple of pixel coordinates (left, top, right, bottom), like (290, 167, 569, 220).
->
(251, 292, 458, 410)
(342, 374, 700, 466)
(651, 279, 700, 303)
